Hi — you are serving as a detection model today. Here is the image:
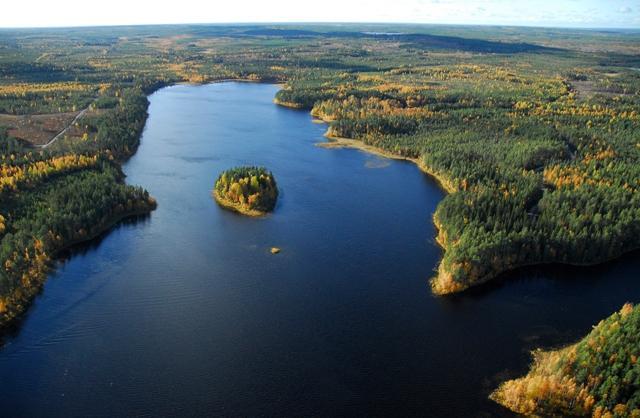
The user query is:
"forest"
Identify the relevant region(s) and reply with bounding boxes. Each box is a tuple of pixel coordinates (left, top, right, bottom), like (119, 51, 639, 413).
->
(0, 69, 158, 327)
(213, 166, 278, 216)
(276, 63, 640, 295)
(491, 303, 640, 417)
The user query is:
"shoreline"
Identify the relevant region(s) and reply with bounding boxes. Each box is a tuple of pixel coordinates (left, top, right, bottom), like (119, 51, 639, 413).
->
(297, 103, 640, 296)
(273, 97, 307, 110)
(52, 203, 156, 257)
(433, 245, 640, 295)
(177, 78, 264, 86)
(309, 109, 457, 193)
(306, 115, 467, 295)
(1, 77, 266, 332)
(0, 202, 156, 332)
(316, 134, 457, 195)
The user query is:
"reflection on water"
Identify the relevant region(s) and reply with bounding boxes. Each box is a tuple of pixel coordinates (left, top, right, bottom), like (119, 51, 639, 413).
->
(364, 156, 392, 169)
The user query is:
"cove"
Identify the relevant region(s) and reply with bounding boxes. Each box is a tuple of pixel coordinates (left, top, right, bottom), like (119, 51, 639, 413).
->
(1, 82, 639, 417)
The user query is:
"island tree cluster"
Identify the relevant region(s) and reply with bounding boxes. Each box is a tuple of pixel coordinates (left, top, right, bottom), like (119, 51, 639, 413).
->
(213, 166, 278, 215)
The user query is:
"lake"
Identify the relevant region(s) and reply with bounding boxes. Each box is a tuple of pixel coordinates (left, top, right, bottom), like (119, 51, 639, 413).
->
(1, 82, 639, 417)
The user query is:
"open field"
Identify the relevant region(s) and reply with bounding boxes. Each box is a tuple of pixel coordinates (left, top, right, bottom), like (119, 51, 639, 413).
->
(0, 111, 77, 145)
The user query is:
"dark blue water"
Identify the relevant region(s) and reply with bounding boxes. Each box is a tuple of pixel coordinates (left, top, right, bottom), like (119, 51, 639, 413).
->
(1, 82, 639, 417)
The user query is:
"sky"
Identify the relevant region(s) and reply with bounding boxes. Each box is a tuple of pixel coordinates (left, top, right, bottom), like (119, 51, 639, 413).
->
(0, 0, 638, 29)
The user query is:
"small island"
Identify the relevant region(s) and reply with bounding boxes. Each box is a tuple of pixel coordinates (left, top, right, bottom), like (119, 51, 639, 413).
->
(213, 166, 278, 216)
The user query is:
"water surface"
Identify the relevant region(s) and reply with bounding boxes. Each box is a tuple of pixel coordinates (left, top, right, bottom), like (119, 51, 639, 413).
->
(1, 83, 639, 417)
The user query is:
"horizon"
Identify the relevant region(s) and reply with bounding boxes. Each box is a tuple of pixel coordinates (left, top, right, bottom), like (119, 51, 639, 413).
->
(1, 0, 638, 30)
(1, 21, 640, 32)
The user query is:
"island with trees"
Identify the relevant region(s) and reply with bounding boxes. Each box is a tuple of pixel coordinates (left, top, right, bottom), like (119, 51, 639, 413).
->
(491, 303, 640, 417)
(213, 166, 278, 216)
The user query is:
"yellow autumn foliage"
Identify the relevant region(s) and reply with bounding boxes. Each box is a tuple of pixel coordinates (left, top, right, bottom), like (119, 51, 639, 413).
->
(0, 155, 99, 193)
(0, 82, 93, 96)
